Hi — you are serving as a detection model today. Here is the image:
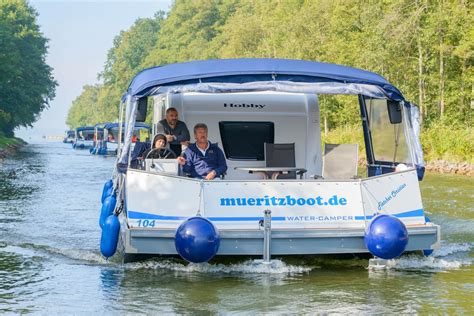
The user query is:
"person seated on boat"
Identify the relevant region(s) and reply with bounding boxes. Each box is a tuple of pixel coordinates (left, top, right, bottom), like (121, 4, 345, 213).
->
(177, 123, 227, 180)
(141, 133, 176, 159)
(129, 141, 150, 169)
(156, 107, 191, 157)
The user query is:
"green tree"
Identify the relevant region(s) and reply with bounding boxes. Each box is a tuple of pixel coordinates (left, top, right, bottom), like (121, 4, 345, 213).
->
(0, 0, 56, 137)
(67, 0, 473, 132)
(66, 85, 102, 128)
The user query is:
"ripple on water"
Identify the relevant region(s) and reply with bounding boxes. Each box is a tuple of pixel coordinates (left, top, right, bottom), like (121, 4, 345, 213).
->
(125, 258, 313, 275)
(0, 249, 49, 312)
(385, 242, 473, 272)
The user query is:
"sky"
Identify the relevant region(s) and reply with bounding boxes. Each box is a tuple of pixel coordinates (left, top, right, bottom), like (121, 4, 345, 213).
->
(16, 0, 172, 141)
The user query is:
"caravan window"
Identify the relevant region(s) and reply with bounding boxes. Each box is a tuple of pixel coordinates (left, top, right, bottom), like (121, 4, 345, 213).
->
(219, 121, 274, 160)
(366, 98, 410, 164)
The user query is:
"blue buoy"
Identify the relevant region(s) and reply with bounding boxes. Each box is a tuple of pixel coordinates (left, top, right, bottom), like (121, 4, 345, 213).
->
(99, 147, 107, 155)
(175, 217, 220, 263)
(99, 195, 117, 228)
(422, 217, 434, 256)
(364, 214, 408, 259)
(79, 143, 85, 149)
(100, 215, 120, 258)
(101, 179, 114, 203)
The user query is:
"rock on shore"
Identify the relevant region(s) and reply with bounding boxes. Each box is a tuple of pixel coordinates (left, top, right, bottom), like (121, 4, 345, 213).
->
(358, 157, 473, 176)
(425, 160, 474, 176)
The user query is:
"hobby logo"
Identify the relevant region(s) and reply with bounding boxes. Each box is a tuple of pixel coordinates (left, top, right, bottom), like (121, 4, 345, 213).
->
(223, 103, 266, 109)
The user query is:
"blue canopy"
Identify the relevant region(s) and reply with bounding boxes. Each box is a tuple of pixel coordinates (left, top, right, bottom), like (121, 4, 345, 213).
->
(126, 58, 405, 101)
(76, 126, 95, 132)
(94, 123, 108, 129)
(104, 122, 150, 130)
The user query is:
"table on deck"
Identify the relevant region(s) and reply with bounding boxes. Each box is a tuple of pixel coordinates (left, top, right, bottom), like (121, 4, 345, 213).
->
(234, 167, 307, 180)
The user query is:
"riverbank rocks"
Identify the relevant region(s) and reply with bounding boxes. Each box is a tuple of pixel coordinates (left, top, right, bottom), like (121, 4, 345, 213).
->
(358, 157, 472, 176)
(425, 160, 474, 176)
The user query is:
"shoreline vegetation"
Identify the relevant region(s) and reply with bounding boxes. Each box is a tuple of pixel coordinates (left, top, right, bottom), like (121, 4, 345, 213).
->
(62, 1, 471, 177)
(0, 1, 57, 140)
(324, 124, 473, 176)
(0, 135, 27, 161)
(1, 2, 471, 176)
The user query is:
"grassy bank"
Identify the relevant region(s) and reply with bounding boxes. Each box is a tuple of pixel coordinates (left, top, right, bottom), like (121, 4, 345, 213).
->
(0, 134, 26, 159)
(421, 122, 473, 164)
(0, 135, 23, 148)
(322, 123, 473, 168)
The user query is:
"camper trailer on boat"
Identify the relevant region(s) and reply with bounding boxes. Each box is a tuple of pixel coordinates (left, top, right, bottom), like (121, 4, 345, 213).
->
(98, 59, 440, 264)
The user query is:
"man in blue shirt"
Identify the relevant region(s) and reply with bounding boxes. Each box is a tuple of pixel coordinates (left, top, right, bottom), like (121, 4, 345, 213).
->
(177, 123, 227, 180)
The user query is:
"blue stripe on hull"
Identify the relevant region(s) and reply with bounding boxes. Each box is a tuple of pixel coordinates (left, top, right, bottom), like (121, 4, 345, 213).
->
(354, 209, 424, 220)
(127, 209, 425, 222)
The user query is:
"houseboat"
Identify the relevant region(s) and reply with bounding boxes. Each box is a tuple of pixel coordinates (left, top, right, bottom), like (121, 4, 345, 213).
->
(98, 59, 440, 264)
(72, 126, 95, 150)
(92, 122, 150, 156)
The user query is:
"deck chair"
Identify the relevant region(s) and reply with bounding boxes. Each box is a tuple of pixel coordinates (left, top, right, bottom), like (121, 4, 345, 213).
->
(322, 143, 359, 179)
(265, 143, 306, 179)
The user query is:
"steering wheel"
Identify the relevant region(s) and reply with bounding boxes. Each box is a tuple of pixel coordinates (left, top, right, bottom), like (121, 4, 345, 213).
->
(145, 148, 177, 160)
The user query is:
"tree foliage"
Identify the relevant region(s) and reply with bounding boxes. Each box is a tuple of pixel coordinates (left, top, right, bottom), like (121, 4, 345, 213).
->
(67, 0, 472, 131)
(0, 0, 57, 137)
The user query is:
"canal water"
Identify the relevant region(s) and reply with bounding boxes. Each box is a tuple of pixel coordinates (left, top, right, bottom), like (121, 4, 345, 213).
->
(1, 142, 472, 314)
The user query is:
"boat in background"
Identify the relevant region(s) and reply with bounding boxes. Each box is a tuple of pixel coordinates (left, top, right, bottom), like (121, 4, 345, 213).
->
(98, 58, 440, 264)
(72, 126, 95, 150)
(91, 122, 151, 156)
(62, 130, 75, 144)
(89, 123, 105, 155)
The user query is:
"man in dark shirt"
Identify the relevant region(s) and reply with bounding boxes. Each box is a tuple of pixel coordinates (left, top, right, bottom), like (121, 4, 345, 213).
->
(177, 123, 227, 180)
(156, 107, 190, 156)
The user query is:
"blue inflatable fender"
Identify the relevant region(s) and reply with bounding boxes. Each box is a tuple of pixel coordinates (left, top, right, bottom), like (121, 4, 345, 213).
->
(364, 214, 408, 259)
(79, 143, 85, 149)
(175, 217, 220, 263)
(101, 180, 114, 203)
(99, 147, 107, 155)
(99, 195, 117, 228)
(100, 215, 120, 258)
(89, 147, 94, 154)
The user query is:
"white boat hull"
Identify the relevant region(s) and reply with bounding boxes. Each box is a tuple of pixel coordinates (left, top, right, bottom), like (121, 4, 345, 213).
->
(117, 169, 440, 261)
